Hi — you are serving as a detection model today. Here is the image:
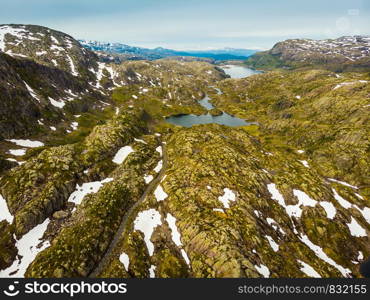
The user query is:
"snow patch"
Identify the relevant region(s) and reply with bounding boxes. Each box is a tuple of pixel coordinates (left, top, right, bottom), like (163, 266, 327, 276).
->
(298, 260, 321, 278)
(119, 252, 130, 271)
(299, 234, 351, 277)
(133, 209, 162, 256)
(347, 217, 367, 237)
(154, 160, 163, 173)
(7, 139, 44, 148)
(0, 218, 50, 277)
(112, 146, 134, 164)
(328, 178, 358, 189)
(266, 235, 279, 252)
(154, 185, 168, 202)
(8, 149, 26, 156)
(49, 97, 65, 108)
(144, 175, 154, 184)
(320, 201, 337, 219)
(0, 194, 13, 223)
(68, 178, 113, 205)
(218, 188, 236, 209)
(255, 264, 270, 278)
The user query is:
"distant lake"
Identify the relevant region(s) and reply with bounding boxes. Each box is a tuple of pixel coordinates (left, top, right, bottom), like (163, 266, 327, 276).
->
(165, 66, 260, 127)
(220, 64, 262, 78)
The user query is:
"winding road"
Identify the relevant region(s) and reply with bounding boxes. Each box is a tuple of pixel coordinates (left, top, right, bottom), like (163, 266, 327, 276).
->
(89, 142, 168, 277)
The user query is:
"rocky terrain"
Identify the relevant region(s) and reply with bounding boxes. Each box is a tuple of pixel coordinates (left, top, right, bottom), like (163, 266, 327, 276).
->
(245, 36, 370, 72)
(0, 25, 369, 278)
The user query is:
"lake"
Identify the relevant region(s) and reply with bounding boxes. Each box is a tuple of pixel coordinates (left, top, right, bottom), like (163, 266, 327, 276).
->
(165, 65, 260, 127)
(166, 93, 257, 128)
(220, 64, 262, 78)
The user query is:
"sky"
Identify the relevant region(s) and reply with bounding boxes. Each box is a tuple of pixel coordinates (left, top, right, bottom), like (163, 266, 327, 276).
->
(1, 0, 370, 50)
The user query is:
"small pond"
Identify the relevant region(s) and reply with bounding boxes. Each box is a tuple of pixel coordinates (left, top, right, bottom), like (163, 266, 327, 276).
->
(166, 94, 257, 128)
(165, 65, 260, 127)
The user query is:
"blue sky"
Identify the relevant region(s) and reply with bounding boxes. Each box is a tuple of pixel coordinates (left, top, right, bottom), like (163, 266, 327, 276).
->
(1, 0, 370, 50)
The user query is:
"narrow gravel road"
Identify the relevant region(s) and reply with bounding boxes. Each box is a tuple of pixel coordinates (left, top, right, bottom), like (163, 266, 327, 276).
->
(89, 142, 168, 277)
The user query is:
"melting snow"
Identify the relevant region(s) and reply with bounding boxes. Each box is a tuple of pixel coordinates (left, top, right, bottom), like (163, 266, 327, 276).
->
(333, 81, 368, 90)
(154, 185, 168, 201)
(0, 194, 13, 223)
(332, 189, 352, 209)
(268, 184, 318, 218)
(266, 217, 285, 234)
(70, 122, 78, 131)
(35, 50, 47, 56)
(144, 175, 154, 184)
(149, 265, 156, 278)
(0, 218, 50, 278)
(266, 235, 279, 252)
(166, 213, 182, 246)
(354, 205, 370, 224)
(112, 146, 134, 164)
(134, 138, 147, 144)
(319, 201, 337, 219)
(255, 264, 270, 278)
(299, 160, 309, 168)
(181, 249, 191, 265)
(68, 178, 113, 205)
(298, 260, 321, 278)
(24, 82, 40, 102)
(218, 188, 236, 209)
(156, 146, 163, 156)
(154, 160, 163, 173)
(347, 217, 367, 237)
(328, 178, 358, 189)
(7, 139, 44, 148)
(49, 97, 65, 108)
(133, 209, 162, 256)
(119, 252, 130, 271)
(50, 35, 59, 44)
(8, 149, 26, 156)
(299, 234, 351, 277)
(0, 25, 28, 52)
(67, 55, 78, 76)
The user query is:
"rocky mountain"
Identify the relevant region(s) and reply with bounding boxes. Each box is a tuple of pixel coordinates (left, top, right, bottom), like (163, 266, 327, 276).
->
(79, 40, 256, 61)
(0, 24, 224, 140)
(245, 36, 370, 72)
(0, 25, 369, 279)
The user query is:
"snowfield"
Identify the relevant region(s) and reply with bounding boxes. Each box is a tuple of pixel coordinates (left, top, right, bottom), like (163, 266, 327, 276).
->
(0, 218, 50, 278)
(68, 178, 113, 205)
(0, 194, 13, 223)
(7, 139, 44, 148)
(133, 209, 162, 256)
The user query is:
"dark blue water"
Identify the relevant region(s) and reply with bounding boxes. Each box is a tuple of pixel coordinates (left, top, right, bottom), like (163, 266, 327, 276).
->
(166, 92, 257, 127)
(166, 112, 253, 127)
(166, 66, 260, 127)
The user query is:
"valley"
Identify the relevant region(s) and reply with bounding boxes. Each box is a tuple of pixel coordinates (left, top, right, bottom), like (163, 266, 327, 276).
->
(0, 24, 369, 278)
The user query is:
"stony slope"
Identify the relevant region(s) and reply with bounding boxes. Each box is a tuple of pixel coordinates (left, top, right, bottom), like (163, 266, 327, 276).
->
(0, 25, 369, 278)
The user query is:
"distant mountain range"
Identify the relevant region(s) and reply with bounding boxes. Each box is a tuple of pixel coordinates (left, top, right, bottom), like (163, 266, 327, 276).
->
(79, 40, 257, 61)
